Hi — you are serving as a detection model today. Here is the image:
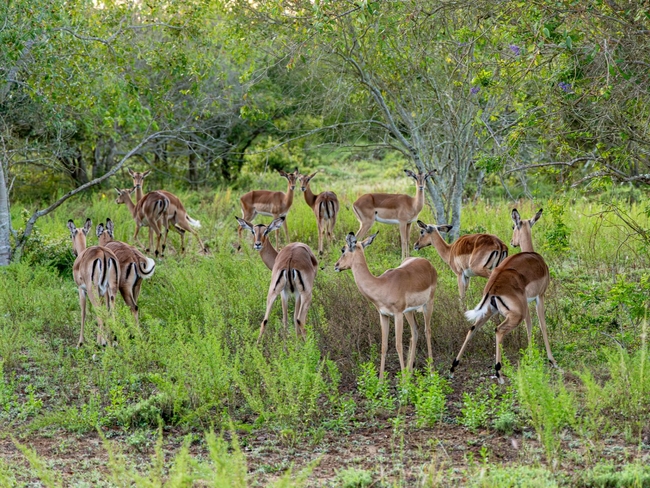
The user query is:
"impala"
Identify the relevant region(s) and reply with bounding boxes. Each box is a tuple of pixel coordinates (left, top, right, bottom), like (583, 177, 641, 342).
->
(128, 168, 205, 253)
(67, 219, 120, 347)
(96, 218, 156, 324)
(335, 232, 437, 379)
(236, 216, 318, 342)
(297, 171, 339, 255)
(353, 169, 436, 260)
(237, 169, 299, 249)
(451, 209, 557, 383)
(114, 188, 168, 257)
(414, 221, 508, 301)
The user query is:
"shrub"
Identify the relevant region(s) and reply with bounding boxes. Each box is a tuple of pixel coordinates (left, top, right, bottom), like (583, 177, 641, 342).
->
(336, 468, 373, 488)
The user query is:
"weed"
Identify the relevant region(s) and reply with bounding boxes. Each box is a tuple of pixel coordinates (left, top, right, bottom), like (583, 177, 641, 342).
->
(413, 370, 450, 427)
(580, 461, 650, 487)
(336, 467, 373, 488)
(357, 361, 396, 414)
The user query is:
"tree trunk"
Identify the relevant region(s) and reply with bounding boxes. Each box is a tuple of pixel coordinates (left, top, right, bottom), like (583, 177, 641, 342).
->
(188, 152, 198, 189)
(0, 161, 11, 265)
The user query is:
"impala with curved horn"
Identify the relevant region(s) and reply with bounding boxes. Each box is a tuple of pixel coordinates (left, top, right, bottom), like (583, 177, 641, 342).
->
(298, 171, 339, 256)
(335, 232, 437, 379)
(353, 169, 436, 260)
(236, 216, 318, 342)
(96, 219, 156, 324)
(414, 221, 508, 301)
(451, 209, 557, 383)
(67, 219, 120, 347)
(237, 169, 299, 249)
(128, 168, 206, 253)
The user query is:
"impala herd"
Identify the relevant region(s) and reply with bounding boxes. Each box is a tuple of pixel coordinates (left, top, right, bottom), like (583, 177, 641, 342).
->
(67, 168, 556, 383)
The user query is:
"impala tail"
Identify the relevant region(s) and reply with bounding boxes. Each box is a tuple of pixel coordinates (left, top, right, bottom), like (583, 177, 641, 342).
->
(138, 257, 156, 279)
(465, 293, 492, 323)
(186, 215, 201, 228)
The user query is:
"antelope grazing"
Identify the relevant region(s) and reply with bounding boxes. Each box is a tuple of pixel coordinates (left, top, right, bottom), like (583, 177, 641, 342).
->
(67, 219, 120, 347)
(128, 168, 206, 253)
(353, 169, 436, 260)
(298, 171, 339, 255)
(237, 169, 299, 249)
(335, 232, 437, 379)
(114, 188, 168, 257)
(451, 209, 557, 383)
(236, 216, 318, 342)
(414, 221, 508, 301)
(96, 219, 156, 324)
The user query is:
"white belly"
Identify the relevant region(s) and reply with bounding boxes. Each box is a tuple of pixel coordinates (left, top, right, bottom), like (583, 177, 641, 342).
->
(375, 216, 400, 225)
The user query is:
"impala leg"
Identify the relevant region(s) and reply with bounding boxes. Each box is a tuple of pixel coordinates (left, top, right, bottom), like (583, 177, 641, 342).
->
(456, 273, 469, 303)
(405, 222, 412, 259)
(423, 298, 435, 365)
(282, 218, 290, 244)
(280, 289, 289, 336)
(259, 289, 281, 344)
(329, 213, 338, 243)
(494, 311, 523, 384)
(524, 307, 533, 343)
(379, 313, 390, 380)
(296, 292, 311, 339)
(394, 313, 406, 372)
(133, 225, 145, 250)
(86, 286, 107, 347)
(536, 296, 557, 367)
(450, 309, 497, 375)
(131, 277, 143, 325)
(354, 209, 374, 240)
(77, 288, 87, 347)
(404, 311, 419, 372)
(398, 222, 408, 260)
(317, 220, 324, 256)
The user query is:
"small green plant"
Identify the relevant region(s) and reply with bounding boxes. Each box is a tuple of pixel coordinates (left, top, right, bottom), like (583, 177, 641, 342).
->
(412, 370, 450, 427)
(460, 383, 518, 434)
(357, 361, 396, 414)
(517, 345, 575, 465)
(336, 467, 373, 488)
(580, 461, 650, 487)
(542, 200, 571, 255)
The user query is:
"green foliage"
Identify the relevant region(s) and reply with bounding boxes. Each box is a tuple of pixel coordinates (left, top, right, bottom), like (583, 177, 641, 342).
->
(357, 362, 396, 414)
(460, 383, 517, 434)
(335, 468, 373, 488)
(580, 462, 650, 488)
(470, 464, 559, 488)
(542, 200, 571, 255)
(607, 274, 650, 326)
(517, 345, 575, 464)
(412, 371, 450, 427)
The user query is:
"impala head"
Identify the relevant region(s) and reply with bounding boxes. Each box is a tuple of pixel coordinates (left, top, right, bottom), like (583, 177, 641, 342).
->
(278, 168, 299, 191)
(127, 168, 151, 190)
(414, 220, 453, 250)
(96, 219, 115, 247)
(114, 187, 135, 205)
(298, 171, 318, 192)
(236, 216, 285, 251)
(511, 208, 542, 248)
(334, 232, 378, 272)
(404, 168, 437, 190)
(67, 218, 92, 257)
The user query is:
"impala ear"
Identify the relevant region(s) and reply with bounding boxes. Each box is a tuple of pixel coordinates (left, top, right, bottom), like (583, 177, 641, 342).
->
(115, 188, 122, 195)
(404, 169, 417, 179)
(417, 220, 428, 230)
(264, 216, 285, 235)
(346, 232, 357, 250)
(530, 208, 543, 227)
(511, 208, 522, 229)
(235, 217, 255, 234)
(127, 167, 135, 177)
(82, 218, 92, 236)
(105, 218, 114, 237)
(361, 232, 379, 248)
(67, 220, 77, 236)
(128, 187, 135, 194)
(278, 169, 288, 178)
(308, 171, 318, 179)
(426, 168, 437, 179)
(96, 223, 104, 238)
(142, 169, 151, 178)
(437, 224, 453, 234)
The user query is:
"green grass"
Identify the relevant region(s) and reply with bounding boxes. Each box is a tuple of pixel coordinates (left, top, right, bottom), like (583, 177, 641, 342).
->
(2, 159, 650, 485)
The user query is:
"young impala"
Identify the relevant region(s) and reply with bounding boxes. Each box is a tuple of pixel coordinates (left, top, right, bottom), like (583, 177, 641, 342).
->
(335, 232, 437, 379)
(96, 219, 156, 324)
(114, 187, 168, 257)
(67, 219, 120, 347)
(236, 216, 318, 342)
(414, 221, 508, 301)
(297, 171, 339, 255)
(128, 168, 206, 253)
(451, 209, 557, 383)
(353, 169, 436, 260)
(237, 169, 299, 249)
